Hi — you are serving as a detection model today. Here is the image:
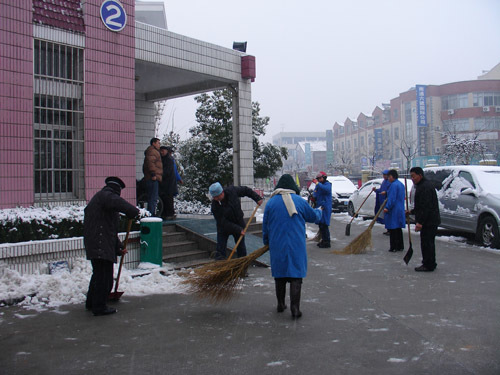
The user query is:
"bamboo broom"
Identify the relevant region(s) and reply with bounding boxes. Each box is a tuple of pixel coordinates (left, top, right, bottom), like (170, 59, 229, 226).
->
(333, 199, 387, 255)
(184, 245, 269, 302)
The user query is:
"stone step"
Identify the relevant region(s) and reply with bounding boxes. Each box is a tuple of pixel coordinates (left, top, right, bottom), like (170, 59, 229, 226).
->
(165, 258, 214, 270)
(163, 240, 198, 254)
(163, 249, 211, 264)
(247, 222, 262, 231)
(164, 231, 187, 243)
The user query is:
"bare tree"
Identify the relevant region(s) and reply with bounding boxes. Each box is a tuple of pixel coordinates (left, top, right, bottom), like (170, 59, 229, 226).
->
(400, 137, 419, 174)
(154, 100, 167, 136)
(333, 149, 352, 175)
(439, 118, 488, 165)
(440, 134, 487, 165)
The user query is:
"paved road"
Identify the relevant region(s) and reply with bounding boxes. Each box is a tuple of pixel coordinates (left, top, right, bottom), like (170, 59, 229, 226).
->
(1, 216, 499, 374)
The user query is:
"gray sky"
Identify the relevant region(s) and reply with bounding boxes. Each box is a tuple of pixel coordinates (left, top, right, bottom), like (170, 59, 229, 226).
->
(158, 0, 500, 143)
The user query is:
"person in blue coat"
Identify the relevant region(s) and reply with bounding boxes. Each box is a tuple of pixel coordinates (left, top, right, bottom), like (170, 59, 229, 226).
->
(383, 169, 406, 252)
(263, 174, 321, 319)
(373, 169, 391, 228)
(312, 171, 332, 248)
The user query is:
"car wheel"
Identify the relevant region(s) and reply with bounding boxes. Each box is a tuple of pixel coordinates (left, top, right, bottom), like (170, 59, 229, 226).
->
(477, 216, 500, 249)
(347, 202, 355, 217)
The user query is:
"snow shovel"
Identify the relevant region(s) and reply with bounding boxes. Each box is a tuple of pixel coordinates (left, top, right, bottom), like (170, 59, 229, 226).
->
(227, 204, 260, 261)
(109, 218, 133, 301)
(403, 178, 413, 265)
(345, 189, 374, 236)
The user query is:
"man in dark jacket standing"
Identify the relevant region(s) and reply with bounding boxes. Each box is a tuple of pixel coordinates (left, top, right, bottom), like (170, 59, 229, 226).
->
(209, 182, 263, 260)
(84, 177, 139, 316)
(409, 167, 440, 272)
(159, 146, 182, 220)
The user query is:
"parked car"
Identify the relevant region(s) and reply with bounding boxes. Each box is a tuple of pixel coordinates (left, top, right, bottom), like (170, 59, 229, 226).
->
(327, 175, 357, 212)
(348, 178, 413, 219)
(424, 165, 500, 248)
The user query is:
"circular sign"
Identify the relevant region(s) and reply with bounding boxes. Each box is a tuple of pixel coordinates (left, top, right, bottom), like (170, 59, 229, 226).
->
(100, 0, 127, 32)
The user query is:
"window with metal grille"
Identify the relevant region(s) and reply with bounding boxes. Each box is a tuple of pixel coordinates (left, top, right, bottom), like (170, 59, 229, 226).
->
(33, 39, 84, 201)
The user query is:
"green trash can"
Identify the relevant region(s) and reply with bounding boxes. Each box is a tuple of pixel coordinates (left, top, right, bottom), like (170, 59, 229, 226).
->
(140, 217, 163, 266)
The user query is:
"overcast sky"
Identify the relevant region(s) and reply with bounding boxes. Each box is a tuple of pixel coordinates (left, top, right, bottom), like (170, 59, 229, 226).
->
(157, 0, 500, 143)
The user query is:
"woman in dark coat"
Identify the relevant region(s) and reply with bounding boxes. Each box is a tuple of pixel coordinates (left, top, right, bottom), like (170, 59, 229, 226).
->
(84, 177, 139, 316)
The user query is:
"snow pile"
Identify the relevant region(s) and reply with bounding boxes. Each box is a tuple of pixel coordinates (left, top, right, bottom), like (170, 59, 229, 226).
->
(0, 258, 189, 311)
(174, 198, 211, 215)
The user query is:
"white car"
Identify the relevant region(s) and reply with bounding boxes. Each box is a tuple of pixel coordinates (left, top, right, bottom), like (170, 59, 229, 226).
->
(348, 178, 413, 218)
(327, 175, 357, 212)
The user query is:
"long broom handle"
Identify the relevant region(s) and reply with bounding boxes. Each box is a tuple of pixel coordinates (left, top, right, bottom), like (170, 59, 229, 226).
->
(113, 218, 133, 294)
(227, 204, 260, 261)
(348, 189, 374, 224)
(368, 198, 387, 230)
(404, 178, 412, 242)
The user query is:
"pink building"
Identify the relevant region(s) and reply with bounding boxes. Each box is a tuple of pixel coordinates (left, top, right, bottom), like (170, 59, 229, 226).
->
(0, 0, 256, 209)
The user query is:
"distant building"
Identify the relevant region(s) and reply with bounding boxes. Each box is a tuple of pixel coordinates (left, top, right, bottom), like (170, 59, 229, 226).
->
(272, 131, 326, 173)
(295, 141, 327, 173)
(333, 68, 500, 174)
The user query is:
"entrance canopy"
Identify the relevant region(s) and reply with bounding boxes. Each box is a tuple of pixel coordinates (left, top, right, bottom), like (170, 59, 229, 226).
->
(135, 22, 246, 101)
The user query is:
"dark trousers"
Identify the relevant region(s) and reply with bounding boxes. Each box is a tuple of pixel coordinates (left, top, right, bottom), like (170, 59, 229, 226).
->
(146, 179, 159, 215)
(215, 231, 246, 260)
(86, 259, 114, 313)
(163, 195, 175, 217)
(319, 223, 330, 244)
(389, 228, 404, 251)
(420, 225, 437, 270)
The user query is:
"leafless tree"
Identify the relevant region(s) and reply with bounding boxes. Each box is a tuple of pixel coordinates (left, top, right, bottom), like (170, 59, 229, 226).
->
(154, 100, 167, 136)
(400, 137, 419, 175)
(333, 149, 352, 175)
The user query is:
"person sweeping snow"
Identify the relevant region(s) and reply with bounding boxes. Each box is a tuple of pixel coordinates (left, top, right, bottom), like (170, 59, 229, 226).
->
(262, 174, 321, 319)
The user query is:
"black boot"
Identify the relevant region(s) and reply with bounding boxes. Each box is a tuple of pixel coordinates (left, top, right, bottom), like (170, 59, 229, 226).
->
(290, 279, 302, 319)
(275, 278, 287, 312)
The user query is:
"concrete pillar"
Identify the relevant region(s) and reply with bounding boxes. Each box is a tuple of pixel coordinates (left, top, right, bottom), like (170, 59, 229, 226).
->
(231, 81, 255, 216)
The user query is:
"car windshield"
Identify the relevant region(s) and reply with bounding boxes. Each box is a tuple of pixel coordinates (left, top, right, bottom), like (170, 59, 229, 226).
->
(476, 170, 500, 193)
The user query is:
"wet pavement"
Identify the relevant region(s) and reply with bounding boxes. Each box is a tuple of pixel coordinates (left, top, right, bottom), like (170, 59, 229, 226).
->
(1, 215, 499, 374)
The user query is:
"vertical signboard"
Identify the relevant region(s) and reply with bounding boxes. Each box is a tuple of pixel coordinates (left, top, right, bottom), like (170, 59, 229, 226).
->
(416, 84, 427, 127)
(326, 130, 333, 164)
(374, 128, 383, 158)
(305, 143, 311, 165)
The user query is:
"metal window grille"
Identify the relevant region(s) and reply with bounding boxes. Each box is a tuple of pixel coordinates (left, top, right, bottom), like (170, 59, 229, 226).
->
(33, 39, 85, 201)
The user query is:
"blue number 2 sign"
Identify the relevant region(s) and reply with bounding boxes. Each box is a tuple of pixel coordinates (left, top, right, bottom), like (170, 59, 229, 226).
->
(100, 0, 127, 32)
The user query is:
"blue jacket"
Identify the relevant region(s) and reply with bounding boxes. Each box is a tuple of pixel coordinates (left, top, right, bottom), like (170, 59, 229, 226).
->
(384, 179, 406, 230)
(263, 194, 321, 278)
(313, 181, 332, 225)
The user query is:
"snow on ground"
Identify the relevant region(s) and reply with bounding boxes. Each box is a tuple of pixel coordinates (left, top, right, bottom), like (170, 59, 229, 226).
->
(0, 258, 190, 312)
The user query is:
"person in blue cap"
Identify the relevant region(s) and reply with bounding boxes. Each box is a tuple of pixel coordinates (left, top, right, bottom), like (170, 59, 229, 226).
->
(373, 169, 391, 232)
(209, 182, 263, 260)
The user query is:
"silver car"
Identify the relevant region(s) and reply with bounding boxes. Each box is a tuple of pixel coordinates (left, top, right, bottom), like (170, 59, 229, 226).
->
(424, 166, 500, 248)
(348, 178, 414, 219)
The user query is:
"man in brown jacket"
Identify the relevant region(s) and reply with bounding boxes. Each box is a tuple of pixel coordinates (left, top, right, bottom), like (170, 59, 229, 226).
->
(142, 137, 163, 215)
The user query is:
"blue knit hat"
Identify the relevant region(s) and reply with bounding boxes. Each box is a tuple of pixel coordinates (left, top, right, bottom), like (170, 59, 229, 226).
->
(382, 169, 390, 175)
(209, 182, 223, 198)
